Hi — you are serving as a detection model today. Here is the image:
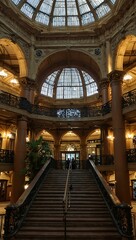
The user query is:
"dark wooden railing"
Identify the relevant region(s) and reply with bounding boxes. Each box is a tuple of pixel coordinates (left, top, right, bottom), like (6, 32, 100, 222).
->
(0, 88, 136, 119)
(88, 160, 133, 239)
(3, 159, 55, 239)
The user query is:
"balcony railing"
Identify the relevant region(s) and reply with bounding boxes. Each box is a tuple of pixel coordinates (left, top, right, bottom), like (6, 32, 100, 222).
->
(0, 149, 136, 165)
(0, 88, 136, 119)
(0, 149, 14, 163)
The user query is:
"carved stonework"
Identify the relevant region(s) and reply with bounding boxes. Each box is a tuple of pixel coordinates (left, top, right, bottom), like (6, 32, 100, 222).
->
(108, 70, 124, 86)
(20, 77, 37, 90)
(99, 78, 109, 91)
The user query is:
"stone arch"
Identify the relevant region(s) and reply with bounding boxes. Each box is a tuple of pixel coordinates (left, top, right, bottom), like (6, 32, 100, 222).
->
(38, 129, 55, 142)
(0, 38, 27, 78)
(36, 49, 102, 90)
(61, 130, 80, 141)
(115, 35, 136, 71)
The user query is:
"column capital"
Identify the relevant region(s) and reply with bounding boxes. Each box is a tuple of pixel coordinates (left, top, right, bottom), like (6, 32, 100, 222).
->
(108, 70, 125, 86)
(17, 115, 28, 122)
(20, 77, 37, 90)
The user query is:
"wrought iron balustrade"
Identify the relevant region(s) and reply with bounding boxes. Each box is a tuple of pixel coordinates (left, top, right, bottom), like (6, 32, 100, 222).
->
(122, 89, 136, 108)
(0, 91, 20, 108)
(126, 149, 136, 163)
(0, 89, 136, 119)
(0, 149, 14, 163)
(88, 160, 133, 239)
(3, 159, 55, 239)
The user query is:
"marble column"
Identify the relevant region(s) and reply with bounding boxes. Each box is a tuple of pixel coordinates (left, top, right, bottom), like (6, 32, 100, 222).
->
(100, 126, 109, 165)
(108, 70, 131, 204)
(11, 116, 27, 203)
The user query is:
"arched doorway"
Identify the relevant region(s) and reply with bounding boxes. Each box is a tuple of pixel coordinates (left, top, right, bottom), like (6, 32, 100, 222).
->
(60, 131, 80, 169)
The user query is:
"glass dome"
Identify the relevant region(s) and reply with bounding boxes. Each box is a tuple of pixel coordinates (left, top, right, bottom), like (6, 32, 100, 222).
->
(11, 0, 116, 28)
(41, 68, 98, 99)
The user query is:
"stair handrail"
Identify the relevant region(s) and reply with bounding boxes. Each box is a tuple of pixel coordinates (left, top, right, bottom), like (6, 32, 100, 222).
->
(88, 160, 133, 239)
(3, 158, 55, 239)
(63, 161, 72, 239)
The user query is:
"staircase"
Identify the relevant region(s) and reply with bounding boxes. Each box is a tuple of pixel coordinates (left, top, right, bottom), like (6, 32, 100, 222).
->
(14, 169, 122, 240)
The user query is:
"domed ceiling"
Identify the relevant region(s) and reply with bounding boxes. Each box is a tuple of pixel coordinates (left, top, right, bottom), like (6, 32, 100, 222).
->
(41, 67, 98, 99)
(10, 0, 117, 28)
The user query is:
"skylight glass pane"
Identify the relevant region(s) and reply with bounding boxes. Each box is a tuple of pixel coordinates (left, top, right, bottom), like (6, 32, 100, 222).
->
(12, 0, 21, 4)
(86, 83, 98, 96)
(58, 68, 82, 86)
(96, 4, 110, 18)
(56, 68, 83, 99)
(11, 0, 116, 28)
(48, 85, 53, 97)
(82, 70, 98, 96)
(79, 4, 90, 14)
(89, 0, 104, 8)
(77, 0, 87, 5)
(41, 83, 53, 97)
(41, 71, 58, 97)
(67, 17, 80, 26)
(41, 83, 48, 96)
(82, 71, 94, 84)
(67, 0, 78, 15)
(40, 0, 53, 15)
(41, 68, 98, 99)
(57, 86, 83, 99)
(81, 12, 95, 25)
(27, 0, 39, 8)
(110, 0, 116, 3)
(54, 1, 65, 16)
(77, 0, 90, 15)
(36, 12, 49, 25)
(21, 3, 34, 19)
(53, 17, 65, 26)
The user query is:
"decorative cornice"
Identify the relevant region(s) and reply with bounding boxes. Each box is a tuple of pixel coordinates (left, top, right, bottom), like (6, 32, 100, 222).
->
(20, 77, 37, 90)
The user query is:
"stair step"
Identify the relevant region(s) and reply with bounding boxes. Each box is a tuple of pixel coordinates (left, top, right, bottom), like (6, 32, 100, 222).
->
(18, 226, 118, 232)
(13, 168, 121, 240)
(15, 231, 121, 239)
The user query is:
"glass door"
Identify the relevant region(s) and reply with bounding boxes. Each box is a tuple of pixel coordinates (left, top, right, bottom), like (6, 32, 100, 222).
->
(61, 151, 80, 169)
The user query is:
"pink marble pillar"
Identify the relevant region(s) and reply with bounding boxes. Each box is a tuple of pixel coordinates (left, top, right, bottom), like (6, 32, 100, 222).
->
(109, 70, 131, 204)
(11, 116, 27, 203)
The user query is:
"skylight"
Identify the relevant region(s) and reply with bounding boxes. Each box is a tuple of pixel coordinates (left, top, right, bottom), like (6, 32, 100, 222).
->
(41, 68, 98, 99)
(11, 0, 116, 27)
